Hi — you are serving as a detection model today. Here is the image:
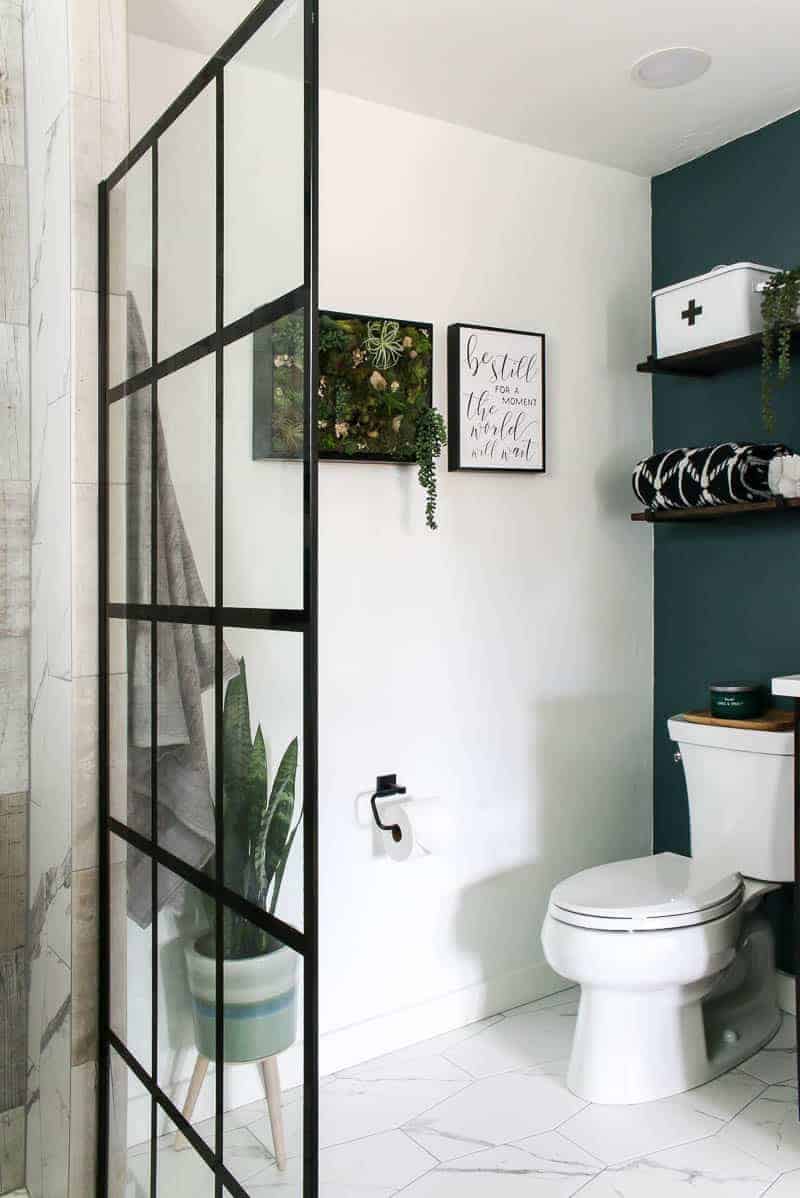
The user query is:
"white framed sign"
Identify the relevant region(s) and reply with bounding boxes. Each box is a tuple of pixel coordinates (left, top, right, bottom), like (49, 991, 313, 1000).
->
(447, 323, 546, 473)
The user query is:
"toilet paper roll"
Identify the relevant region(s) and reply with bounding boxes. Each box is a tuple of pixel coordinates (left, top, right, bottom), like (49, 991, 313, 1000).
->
(380, 799, 451, 863)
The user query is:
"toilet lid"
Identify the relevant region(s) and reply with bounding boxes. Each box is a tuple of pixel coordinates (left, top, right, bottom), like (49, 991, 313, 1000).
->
(550, 853, 743, 931)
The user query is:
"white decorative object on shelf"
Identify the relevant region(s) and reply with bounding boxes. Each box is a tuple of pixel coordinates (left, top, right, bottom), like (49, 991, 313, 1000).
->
(772, 674, 800, 699)
(653, 262, 779, 358)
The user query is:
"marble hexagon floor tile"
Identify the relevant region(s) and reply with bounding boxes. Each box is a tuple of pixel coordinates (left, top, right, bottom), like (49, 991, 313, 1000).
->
(760, 1170, 800, 1196)
(315, 1076, 470, 1150)
(335, 1050, 473, 1085)
(512, 1130, 604, 1180)
(738, 1014, 798, 1086)
(246, 1130, 435, 1196)
(672, 1069, 767, 1121)
(244, 1153, 303, 1195)
(117, 984, 800, 1196)
(719, 1084, 800, 1173)
(403, 1070, 586, 1159)
(212, 1087, 304, 1164)
(318, 1129, 435, 1192)
(576, 1136, 777, 1198)
(443, 1004, 578, 1078)
(558, 1093, 724, 1165)
(126, 1125, 275, 1193)
(394, 1144, 600, 1197)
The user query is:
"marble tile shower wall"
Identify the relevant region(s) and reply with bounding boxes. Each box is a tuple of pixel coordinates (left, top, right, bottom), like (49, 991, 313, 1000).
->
(22, 0, 127, 1194)
(0, 0, 30, 1183)
(0, 0, 30, 1191)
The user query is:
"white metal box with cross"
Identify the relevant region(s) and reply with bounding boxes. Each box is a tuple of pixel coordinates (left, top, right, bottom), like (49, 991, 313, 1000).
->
(652, 262, 778, 359)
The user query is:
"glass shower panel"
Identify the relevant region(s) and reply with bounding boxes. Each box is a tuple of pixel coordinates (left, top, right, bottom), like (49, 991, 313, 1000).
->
(108, 618, 151, 839)
(219, 910, 303, 1195)
(152, 620, 217, 869)
(156, 863, 216, 1110)
(156, 357, 216, 607)
(155, 1105, 215, 1198)
(108, 1046, 151, 1197)
(107, 150, 152, 389)
(221, 629, 304, 933)
(110, 831, 152, 1071)
(101, 1, 317, 1192)
(223, 329, 304, 611)
(224, 3, 304, 324)
(158, 83, 216, 360)
(108, 391, 152, 606)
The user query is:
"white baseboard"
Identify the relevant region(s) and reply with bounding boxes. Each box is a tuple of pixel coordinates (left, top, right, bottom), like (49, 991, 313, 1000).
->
(318, 960, 567, 1077)
(777, 970, 796, 1016)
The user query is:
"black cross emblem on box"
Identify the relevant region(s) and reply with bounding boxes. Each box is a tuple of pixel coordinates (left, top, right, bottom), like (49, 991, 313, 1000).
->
(681, 298, 703, 326)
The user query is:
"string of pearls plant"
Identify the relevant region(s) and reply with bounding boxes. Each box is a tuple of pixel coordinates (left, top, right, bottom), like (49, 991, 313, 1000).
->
(415, 407, 448, 530)
(761, 268, 800, 432)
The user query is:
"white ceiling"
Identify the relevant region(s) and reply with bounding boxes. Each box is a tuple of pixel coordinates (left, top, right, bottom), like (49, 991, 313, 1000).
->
(128, 0, 800, 176)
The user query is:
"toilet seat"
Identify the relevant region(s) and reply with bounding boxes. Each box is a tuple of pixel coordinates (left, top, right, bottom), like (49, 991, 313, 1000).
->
(549, 852, 743, 932)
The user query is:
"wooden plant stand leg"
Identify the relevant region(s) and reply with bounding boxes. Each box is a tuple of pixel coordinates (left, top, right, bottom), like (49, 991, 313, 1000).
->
(261, 1056, 286, 1170)
(174, 1055, 209, 1151)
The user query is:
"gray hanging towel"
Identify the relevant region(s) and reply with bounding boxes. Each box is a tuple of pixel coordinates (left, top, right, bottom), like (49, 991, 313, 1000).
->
(124, 293, 237, 927)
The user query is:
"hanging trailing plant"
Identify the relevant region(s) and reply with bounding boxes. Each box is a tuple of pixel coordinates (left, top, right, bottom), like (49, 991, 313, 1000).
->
(761, 267, 800, 432)
(415, 407, 447, 530)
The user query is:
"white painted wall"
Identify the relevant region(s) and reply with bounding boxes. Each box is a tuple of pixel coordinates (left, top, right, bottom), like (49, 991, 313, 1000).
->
(316, 91, 654, 1059)
(124, 30, 654, 1137)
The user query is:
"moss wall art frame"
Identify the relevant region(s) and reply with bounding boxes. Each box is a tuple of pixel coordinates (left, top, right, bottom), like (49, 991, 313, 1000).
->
(252, 309, 434, 464)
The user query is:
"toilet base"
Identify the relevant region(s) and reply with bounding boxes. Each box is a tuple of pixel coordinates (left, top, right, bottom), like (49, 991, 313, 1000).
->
(566, 916, 780, 1105)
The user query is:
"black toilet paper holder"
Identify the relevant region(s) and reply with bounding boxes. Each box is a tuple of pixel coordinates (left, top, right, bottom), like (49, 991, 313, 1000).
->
(370, 774, 406, 843)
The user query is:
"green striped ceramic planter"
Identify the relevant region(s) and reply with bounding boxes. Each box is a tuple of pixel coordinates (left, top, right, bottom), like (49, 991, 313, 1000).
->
(185, 940, 298, 1063)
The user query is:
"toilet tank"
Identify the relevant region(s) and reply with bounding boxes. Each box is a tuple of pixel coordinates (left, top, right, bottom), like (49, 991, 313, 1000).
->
(668, 715, 793, 882)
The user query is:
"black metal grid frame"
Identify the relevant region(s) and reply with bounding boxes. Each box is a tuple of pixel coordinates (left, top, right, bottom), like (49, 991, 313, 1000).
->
(97, 0, 319, 1193)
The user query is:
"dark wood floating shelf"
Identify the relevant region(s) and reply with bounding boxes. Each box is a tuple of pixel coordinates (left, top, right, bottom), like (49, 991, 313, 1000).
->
(632, 497, 800, 522)
(636, 324, 800, 378)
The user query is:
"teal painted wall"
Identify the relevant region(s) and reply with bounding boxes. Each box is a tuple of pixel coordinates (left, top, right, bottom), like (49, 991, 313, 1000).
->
(652, 110, 800, 972)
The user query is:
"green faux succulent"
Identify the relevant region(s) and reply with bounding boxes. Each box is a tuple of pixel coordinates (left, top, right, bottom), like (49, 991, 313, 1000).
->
(217, 659, 302, 960)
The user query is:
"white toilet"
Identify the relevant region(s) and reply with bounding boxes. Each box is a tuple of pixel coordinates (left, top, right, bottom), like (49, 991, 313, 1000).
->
(541, 713, 792, 1105)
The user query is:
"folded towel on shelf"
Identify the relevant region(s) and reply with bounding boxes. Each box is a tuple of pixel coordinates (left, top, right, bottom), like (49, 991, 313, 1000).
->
(768, 453, 800, 498)
(632, 443, 791, 511)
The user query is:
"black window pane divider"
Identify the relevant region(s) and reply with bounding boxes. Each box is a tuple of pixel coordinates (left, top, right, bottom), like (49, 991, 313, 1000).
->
(108, 603, 308, 632)
(106, 283, 305, 405)
(214, 63, 226, 1198)
(109, 1031, 253, 1198)
(97, 1, 319, 1194)
(149, 133, 160, 1197)
(107, 817, 305, 956)
(302, 0, 320, 1192)
(96, 170, 110, 1198)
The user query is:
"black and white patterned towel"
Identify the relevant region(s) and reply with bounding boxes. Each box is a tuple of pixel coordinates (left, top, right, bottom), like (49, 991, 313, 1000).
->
(632, 443, 791, 511)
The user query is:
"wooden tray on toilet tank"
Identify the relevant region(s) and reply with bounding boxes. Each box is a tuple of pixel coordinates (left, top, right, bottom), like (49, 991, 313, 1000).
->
(682, 708, 795, 732)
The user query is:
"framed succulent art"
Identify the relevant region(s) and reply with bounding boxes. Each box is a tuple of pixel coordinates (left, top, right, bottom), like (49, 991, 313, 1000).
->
(253, 310, 434, 462)
(253, 309, 446, 527)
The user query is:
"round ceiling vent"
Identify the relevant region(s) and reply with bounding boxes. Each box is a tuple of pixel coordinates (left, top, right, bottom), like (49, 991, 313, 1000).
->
(631, 47, 712, 89)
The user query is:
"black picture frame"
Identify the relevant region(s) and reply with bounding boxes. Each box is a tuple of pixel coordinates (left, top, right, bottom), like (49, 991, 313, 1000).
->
(447, 322, 546, 473)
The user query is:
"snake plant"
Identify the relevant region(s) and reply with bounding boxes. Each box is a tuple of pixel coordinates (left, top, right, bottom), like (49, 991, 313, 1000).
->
(218, 659, 302, 960)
